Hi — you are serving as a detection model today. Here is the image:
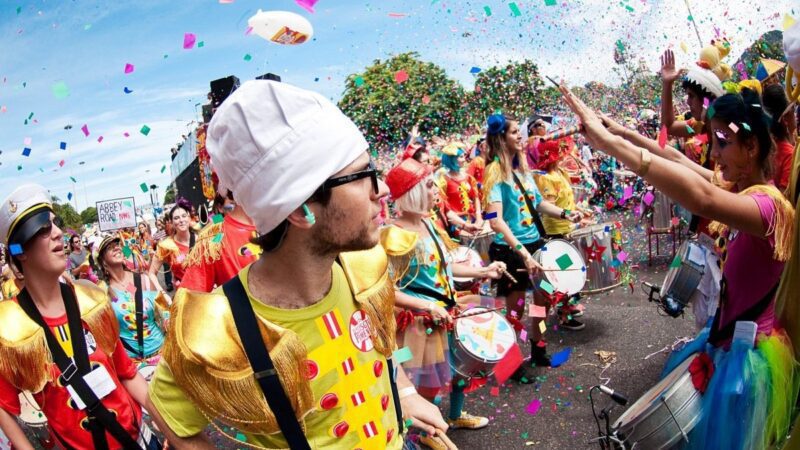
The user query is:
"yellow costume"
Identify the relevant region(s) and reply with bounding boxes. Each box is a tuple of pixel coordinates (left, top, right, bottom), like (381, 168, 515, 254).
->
(149, 245, 401, 449)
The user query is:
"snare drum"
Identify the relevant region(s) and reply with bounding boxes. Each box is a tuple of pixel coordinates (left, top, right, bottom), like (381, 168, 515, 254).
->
(449, 307, 517, 378)
(659, 240, 708, 317)
(18, 392, 52, 448)
(568, 223, 622, 293)
(531, 239, 587, 296)
(613, 353, 703, 449)
(450, 246, 484, 292)
(459, 231, 495, 262)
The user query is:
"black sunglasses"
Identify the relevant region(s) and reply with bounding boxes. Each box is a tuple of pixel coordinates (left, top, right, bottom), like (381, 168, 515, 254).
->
(36, 216, 64, 238)
(313, 161, 379, 198)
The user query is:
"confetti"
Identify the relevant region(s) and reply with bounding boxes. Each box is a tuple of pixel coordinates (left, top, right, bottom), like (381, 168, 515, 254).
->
(243, 53, 252, 61)
(539, 280, 555, 295)
(212, 233, 224, 243)
(183, 32, 196, 49)
(81, 124, 89, 136)
(493, 344, 523, 384)
(529, 304, 547, 318)
(555, 253, 573, 270)
(729, 123, 739, 133)
(508, 2, 521, 17)
(394, 70, 408, 84)
(124, 63, 135, 74)
(51, 81, 70, 99)
(642, 191, 654, 206)
(657, 125, 667, 149)
(393, 346, 413, 364)
(550, 347, 572, 368)
(295, 0, 318, 13)
(544, 0, 556, 5)
(60, 142, 67, 150)
(483, 6, 492, 17)
(160, 165, 166, 173)
(525, 398, 542, 415)
(21, 148, 31, 157)
(140, 183, 149, 193)
(124, 87, 133, 94)
(140, 125, 151, 136)
(670, 254, 682, 268)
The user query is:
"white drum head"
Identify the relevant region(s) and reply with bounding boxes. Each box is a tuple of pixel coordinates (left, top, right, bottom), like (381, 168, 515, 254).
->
(454, 308, 516, 362)
(536, 239, 587, 295)
(450, 246, 483, 284)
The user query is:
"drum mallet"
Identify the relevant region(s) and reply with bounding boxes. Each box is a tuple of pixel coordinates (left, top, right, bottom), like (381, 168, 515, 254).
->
(499, 268, 518, 284)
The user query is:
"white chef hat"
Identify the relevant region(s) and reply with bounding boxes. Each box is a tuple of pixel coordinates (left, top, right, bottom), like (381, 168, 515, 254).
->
(207, 80, 368, 234)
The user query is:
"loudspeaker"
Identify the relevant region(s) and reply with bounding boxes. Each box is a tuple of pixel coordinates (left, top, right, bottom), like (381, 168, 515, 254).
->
(210, 76, 240, 107)
(256, 73, 281, 82)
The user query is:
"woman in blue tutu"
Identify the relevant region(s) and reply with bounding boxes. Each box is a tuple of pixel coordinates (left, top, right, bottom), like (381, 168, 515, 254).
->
(559, 83, 797, 450)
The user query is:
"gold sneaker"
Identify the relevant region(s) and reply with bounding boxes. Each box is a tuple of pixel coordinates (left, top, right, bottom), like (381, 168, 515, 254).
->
(447, 412, 489, 430)
(418, 433, 447, 450)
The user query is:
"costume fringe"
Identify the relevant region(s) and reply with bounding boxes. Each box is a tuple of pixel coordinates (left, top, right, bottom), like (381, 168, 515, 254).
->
(0, 305, 52, 392)
(758, 331, 799, 447)
(708, 184, 795, 262)
(164, 297, 314, 435)
(182, 222, 224, 269)
(75, 281, 122, 356)
(354, 275, 397, 357)
(481, 161, 504, 210)
(156, 238, 179, 262)
(775, 141, 800, 360)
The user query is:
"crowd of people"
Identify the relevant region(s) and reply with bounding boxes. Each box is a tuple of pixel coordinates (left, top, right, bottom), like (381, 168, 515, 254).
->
(0, 32, 799, 450)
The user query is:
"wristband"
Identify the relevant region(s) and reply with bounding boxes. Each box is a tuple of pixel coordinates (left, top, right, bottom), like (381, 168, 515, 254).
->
(560, 209, 570, 219)
(398, 386, 417, 399)
(636, 148, 652, 177)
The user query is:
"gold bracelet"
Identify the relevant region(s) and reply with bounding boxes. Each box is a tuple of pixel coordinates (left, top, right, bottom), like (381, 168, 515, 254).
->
(637, 148, 652, 176)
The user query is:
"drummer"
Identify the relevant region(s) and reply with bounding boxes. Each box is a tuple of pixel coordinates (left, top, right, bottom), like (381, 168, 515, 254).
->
(560, 84, 796, 449)
(534, 138, 593, 331)
(381, 158, 506, 450)
(438, 142, 484, 233)
(481, 114, 582, 379)
(96, 234, 169, 378)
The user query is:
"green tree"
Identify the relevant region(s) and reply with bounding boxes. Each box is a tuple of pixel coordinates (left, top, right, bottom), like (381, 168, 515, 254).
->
(338, 52, 470, 152)
(469, 60, 546, 121)
(50, 196, 83, 234)
(164, 185, 176, 205)
(80, 207, 98, 225)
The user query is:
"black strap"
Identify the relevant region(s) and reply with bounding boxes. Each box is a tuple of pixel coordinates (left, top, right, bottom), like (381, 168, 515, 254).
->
(510, 171, 548, 239)
(189, 231, 196, 249)
(133, 273, 145, 359)
(708, 280, 779, 346)
(421, 219, 457, 308)
(222, 277, 311, 450)
(385, 358, 404, 435)
(16, 285, 142, 450)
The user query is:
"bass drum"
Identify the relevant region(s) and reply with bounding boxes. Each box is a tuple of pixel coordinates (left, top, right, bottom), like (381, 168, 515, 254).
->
(450, 246, 484, 292)
(449, 307, 516, 379)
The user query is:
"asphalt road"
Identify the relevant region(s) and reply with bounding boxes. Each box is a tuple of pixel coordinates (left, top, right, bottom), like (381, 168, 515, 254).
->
(446, 213, 698, 450)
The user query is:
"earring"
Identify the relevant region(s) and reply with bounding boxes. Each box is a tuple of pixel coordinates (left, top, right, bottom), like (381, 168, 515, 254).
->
(302, 204, 316, 225)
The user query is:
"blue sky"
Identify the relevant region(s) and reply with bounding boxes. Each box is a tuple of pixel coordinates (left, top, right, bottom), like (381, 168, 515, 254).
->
(1, 0, 795, 213)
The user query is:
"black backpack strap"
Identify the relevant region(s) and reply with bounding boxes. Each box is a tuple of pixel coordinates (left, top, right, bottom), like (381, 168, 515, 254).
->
(221, 276, 311, 450)
(16, 285, 142, 450)
(189, 231, 196, 249)
(510, 171, 547, 239)
(708, 280, 779, 346)
(133, 273, 145, 359)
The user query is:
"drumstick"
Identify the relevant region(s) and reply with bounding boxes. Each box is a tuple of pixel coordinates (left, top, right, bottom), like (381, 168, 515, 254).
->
(516, 268, 585, 272)
(545, 75, 560, 87)
(500, 268, 518, 284)
(454, 307, 504, 319)
(435, 429, 459, 450)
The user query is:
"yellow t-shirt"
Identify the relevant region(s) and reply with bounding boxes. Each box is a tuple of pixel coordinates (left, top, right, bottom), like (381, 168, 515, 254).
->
(149, 263, 403, 449)
(535, 168, 577, 236)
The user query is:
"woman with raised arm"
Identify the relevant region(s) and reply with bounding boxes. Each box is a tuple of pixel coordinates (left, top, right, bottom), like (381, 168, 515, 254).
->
(559, 83, 797, 450)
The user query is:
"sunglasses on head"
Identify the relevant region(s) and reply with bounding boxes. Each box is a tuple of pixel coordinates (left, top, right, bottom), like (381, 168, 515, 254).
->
(313, 161, 379, 198)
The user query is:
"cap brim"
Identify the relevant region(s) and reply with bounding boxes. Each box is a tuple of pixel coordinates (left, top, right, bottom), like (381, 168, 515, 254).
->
(8, 208, 51, 248)
(98, 237, 122, 257)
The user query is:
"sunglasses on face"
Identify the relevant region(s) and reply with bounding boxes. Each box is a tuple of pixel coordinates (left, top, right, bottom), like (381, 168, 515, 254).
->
(36, 216, 64, 239)
(314, 161, 379, 197)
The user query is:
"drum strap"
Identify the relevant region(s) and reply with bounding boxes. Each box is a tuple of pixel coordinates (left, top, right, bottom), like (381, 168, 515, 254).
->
(133, 273, 145, 359)
(16, 285, 143, 450)
(708, 280, 779, 346)
(511, 172, 547, 239)
(221, 276, 311, 450)
(421, 219, 457, 308)
(189, 231, 196, 249)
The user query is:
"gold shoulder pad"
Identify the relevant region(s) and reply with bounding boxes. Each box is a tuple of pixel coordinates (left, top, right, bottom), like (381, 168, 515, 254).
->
(0, 301, 50, 393)
(162, 287, 314, 435)
(73, 280, 120, 356)
(183, 222, 224, 268)
(338, 245, 396, 357)
(379, 225, 419, 256)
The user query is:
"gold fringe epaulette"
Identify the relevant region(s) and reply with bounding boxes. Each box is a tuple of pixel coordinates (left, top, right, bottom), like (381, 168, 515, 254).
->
(775, 141, 800, 359)
(380, 226, 423, 284)
(0, 301, 50, 392)
(182, 222, 224, 269)
(0, 281, 118, 393)
(73, 280, 121, 357)
(339, 245, 397, 357)
(709, 184, 795, 262)
(156, 238, 179, 262)
(162, 288, 314, 435)
(431, 220, 459, 252)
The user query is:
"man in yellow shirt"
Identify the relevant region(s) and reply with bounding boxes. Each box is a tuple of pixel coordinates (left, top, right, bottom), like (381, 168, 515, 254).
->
(146, 80, 447, 449)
